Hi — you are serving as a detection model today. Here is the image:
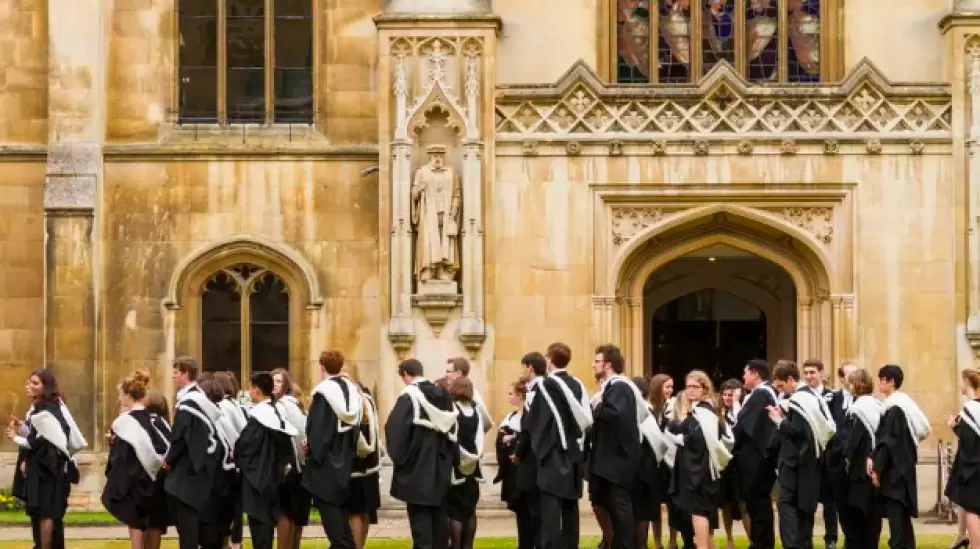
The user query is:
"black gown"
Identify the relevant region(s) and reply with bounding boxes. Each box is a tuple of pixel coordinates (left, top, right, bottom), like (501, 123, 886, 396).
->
(447, 403, 483, 522)
(842, 413, 882, 549)
(147, 413, 172, 531)
(523, 376, 584, 501)
(719, 408, 742, 520)
(871, 405, 919, 514)
(102, 409, 170, 529)
(300, 380, 359, 509)
(385, 380, 458, 507)
(349, 394, 382, 523)
(774, 392, 822, 515)
(633, 405, 666, 521)
(945, 400, 980, 515)
(493, 411, 522, 511)
(235, 401, 295, 525)
(164, 394, 221, 514)
(278, 396, 312, 527)
(14, 401, 72, 520)
(668, 401, 722, 522)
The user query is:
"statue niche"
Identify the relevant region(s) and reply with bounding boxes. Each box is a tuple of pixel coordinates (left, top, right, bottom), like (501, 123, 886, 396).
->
(412, 143, 461, 289)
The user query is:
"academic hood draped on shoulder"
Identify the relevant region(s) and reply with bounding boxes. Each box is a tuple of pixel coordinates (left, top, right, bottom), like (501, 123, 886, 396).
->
(164, 390, 232, 511)
(236, 401, 296, 524)
(301, 375, 362, 505)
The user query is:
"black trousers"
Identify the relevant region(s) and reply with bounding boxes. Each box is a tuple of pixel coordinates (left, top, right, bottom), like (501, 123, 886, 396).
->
(882, 498, 915, 549)
(743, 482, 776, 549)
(514, 498, 537, 549)
(314, 499, 356, 549)
(841, 505, 881, 549)
(231, 504, 244, 544)
(667, 503, 694, 549)
(30, 516, 65, 549)
(172, 497, 200, 549)
(593, 478, 635, 549)
(819, 468, 839, 544)
(777, 486, 815, 549)
(539, 491, 579, 549)
(248, 516, 275, 549)
(407, 503, 449, 549)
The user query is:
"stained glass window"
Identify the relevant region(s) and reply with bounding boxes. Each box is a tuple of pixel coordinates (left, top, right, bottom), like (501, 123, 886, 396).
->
(176, 0, 314, 125)
(200, 264, 290, 380)
(613, 0, 828, 84)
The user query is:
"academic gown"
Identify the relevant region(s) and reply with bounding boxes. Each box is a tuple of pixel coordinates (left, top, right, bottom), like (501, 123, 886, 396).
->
(301, 380, 360, 507)
(147, 414, 172, 530)
(668, 401, 722, 520)
(235, 406, 295, 524)
(349, 395, 382, 522)
(590, 381, 641, 488)
(163, 399, 221, 513)
(945, 400, 980, 515)
(524, 377, 584, 501)
(102, 409, 169, 529)
(826, 390, 852, 501)
(385, 380, 458, 507)
(493, 412, 522, 511)
(843, 415, 876, 516)
(551, 371, 587, 492)
(732, 384, 778, 492)
(15, 401, 72, 519)
(447, 404, 483, 522)
(719, 409, 742, 519)
(774, 391, 822, 514)
(870, 405, 919, 514)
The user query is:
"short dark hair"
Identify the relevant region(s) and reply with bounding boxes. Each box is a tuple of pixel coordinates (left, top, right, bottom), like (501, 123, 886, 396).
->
(250, 371, 275, 397)
(450, 376, 475, 404)
(173, 356, 200, 381)
(212, 371, 236, 398)
(199, 377, 224, 404)
(773, 362, 800, 382)
(632, 376, 650, 399)
(721, 378, 742, 392)
(745, 359, 770, 380)
(847, 369, 874, 397)
(877, 364, 904, 389)
(398, 358, 424, 378)
(521, 352, 547, 377)
(546, 343, 571, 369)
(595, 344, 625, 374)
(802, 359, 825, 372)
(448, 357, 470, 376)
(320, 350, 345, 376)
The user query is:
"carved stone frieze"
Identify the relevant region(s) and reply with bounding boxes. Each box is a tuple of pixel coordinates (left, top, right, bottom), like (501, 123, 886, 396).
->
(494, 60, 952, 145)
(778, 207, 835, 244)
(611, 207, 669, 246)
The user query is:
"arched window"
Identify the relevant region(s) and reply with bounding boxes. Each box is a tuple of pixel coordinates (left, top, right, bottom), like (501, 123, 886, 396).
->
(609, 0, 839, 84)
(201, 263, 290, 380)
(177, 0, 314, 125)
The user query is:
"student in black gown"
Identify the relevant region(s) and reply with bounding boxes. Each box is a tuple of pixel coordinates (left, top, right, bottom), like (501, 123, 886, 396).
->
(732, 359, 778, 549)
(447, 377, 485, 549)
(767, 361, 837, 549)
(826, 361, 859, 548)
(589, 344, 647, 549)
(868, 364, 931, 549)
(494, 380, 532, 549)
(163, 356, 227, 549)
(647, 374, 678, 549)
(212, 372, 247, 549)
(718, 379, 745, 549)
(197, 376, 239, 549)
(221, 372, 248, 549)
(301, 351, 362, 549)
(143, 389, 172, 549)
(587, 377, 613, 549)
(633, 376, 668, 549)
(102, 371, 170, 549)
(841, 368, 884, 549)
(349, 383, 383, 549)
(445, 357, 494, 434)
(666, 371, 733, 549)
(273, 368, 311, 549)
(386, 358, 459, 549)
(521, 350, 592, 549)
(946, 368, 980, 549)
(235, 372, 297, 549)
(800, 359, 839, 549)
(7, 369, 76, 549)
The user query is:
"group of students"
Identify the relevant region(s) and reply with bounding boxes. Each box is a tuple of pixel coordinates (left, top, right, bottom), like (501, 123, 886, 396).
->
(488, 345, 980, 549)
(7, 346, 980, 549)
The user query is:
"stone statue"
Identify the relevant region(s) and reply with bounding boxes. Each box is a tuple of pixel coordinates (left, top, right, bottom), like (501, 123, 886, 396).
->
(411, 144, 461, 285)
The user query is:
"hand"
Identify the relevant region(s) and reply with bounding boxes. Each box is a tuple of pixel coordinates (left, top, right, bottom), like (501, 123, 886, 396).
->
(509, 454, 518, 464)
(9, 415, 23, 428)
(870, 470, 880, 488)
(502, 434, 515, 445)
(302, 439, 310, 454)
(865, 457, 874, 478)
(947, 413, 960, 429)
(161, 462, 170, 471)
(5, 425, 15, 442)
(19, 462, 26, 475)
(766, 405, 783, 422)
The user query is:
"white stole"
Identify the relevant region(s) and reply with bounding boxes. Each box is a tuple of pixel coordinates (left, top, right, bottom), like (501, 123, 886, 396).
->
(111, 412, 165, 480)
(847, 395, 884, 447)
(778, 389, 837, 457)
(401, 380, 459, 440)
(882, 391, 931, 447)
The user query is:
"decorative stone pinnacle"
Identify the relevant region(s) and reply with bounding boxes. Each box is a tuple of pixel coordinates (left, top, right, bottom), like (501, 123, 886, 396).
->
(384, 0, 491, 14)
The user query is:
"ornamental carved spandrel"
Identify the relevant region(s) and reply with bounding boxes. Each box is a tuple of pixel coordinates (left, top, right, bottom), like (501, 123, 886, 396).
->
(776, 207, 834, 244)
(611, 207, 670, 246)
(494, 60, 951, 143)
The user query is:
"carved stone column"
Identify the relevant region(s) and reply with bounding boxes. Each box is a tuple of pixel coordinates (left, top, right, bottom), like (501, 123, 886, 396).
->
(797, 297, 813, 364)
(44, 0, 104, 450)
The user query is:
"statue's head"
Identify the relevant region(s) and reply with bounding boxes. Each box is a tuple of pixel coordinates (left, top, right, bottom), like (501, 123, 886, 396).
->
(426, 144, 447, 169)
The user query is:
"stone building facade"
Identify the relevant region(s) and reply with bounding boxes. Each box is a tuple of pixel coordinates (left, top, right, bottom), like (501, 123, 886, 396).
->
(0, 0, 975, 510)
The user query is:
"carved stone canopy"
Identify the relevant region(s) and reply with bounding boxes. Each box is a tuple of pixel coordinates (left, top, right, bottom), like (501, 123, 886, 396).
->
(385, 0, 491, 14)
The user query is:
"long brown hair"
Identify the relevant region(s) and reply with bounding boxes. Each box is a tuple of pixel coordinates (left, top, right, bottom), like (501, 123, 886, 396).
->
(120, 370, 151, 401)
(30, 369, 61, 406)
(649, 374, 672, 417)
(145, 389, 170, 422)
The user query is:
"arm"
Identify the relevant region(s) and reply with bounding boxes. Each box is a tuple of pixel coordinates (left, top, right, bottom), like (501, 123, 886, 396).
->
(384, 395, 415, 467)
(163, 410, 191, 468)
(593, 384, 631, 423)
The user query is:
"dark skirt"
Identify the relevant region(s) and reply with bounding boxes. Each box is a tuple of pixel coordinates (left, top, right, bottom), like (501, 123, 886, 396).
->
(720, 466, 743, 520)
(280, 471, 312, 526)
(446, 477, 480, 522)
(348, 473, 381, 524)
(945, 463, 980, 515)
(147, 474, 171, 532)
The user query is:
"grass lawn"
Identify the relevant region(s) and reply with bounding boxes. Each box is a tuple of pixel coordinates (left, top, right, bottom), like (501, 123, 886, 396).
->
(0, 536, 959, 549)
(0, 510, 337, 526)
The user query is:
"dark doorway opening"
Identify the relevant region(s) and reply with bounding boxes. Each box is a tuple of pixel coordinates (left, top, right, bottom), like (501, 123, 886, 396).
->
(651, 288, 766, 390)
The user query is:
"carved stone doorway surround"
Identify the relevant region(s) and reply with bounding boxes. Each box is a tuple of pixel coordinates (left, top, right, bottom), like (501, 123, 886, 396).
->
(591, 184, 858, 379)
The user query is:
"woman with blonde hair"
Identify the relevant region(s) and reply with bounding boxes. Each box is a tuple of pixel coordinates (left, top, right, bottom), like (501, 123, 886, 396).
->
(945, 368, 980, 549)
(102, 371, 171, 549)
(666, 370, 733, 549)
(272, 368, 310, 549)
